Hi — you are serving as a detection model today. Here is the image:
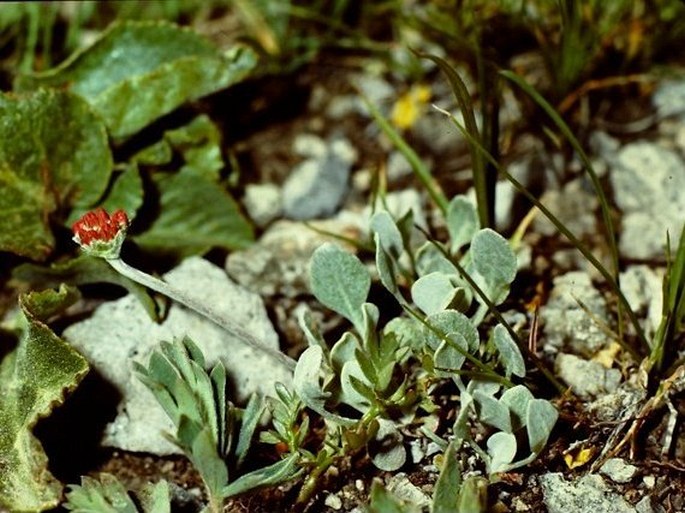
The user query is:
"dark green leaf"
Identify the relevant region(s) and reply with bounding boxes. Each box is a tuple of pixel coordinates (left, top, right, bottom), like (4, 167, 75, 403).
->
(17, 21, 258, 139)
(0, 89, 112, 260)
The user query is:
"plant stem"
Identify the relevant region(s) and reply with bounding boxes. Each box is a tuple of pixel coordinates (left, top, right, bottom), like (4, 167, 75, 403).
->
(107, 257, 297, 371)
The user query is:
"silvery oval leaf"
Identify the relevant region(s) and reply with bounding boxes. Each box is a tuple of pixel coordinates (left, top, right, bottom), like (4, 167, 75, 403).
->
(330, 332, 358, 374)
(425, 310, 479, 352)
(500, 385, 534, 431)
(411, 272, 460, 315)
(447, 195, 479, 253)
(415, 241, 458, 277)
(474, 391, 512, 433)
(487, 432, 517, 474)
(492, 324, 526, 378)
(369, 419, 406, 471)
(526, 399, 558, 454)
(433, 332, 468, 371)
(370, 210, 404, 258)
(341, 360, 373, 412)
(297, 308, 326, 349)
(470, 229, 516, 302)
(310, 243, 370, 334)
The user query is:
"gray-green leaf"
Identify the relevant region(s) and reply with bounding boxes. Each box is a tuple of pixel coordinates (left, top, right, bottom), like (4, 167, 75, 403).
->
(492, 325, 526, 378)
(446, 196, 479, 253)
(470, 229, 517, 304)
(309, 243, 370, 334)
(526, 399, 558, 454)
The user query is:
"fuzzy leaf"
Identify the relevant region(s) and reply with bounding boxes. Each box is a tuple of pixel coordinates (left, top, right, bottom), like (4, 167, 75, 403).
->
(293, 346, 356, 426)
(0, 286, 89, 512)
(13, 254, 158, 320)
(0, 89, 112, 260)
(526, 399, 558, 454)
(133, 167, 254, 256)
(412, 272, 466, 315)
(222, 453, 301, 498)
(64, 474, 138, 513)
(309, 243, 370, 334)
(446, 196, 479, 253)
(236, 395, 265, 468)
(433, 332, 469, 372)
(371, 210, 404, 257)
(474, 391, 512, 433)
(470, 229, 516, 304)
(369, 419, 406, 471)
(492, 325, 526, 378)
(424, 310, 479, 353)
(432, 440, 462, 513)
(415, 242, 458, 276)
(487, 432, 517, 473)
(17, 21, 258, 139)
(500, 385, 534, 431)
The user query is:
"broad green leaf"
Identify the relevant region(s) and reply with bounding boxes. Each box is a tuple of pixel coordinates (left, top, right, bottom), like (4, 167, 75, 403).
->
(412, 272, 466, 315)
(487, 432, 517, 473)
(424, 310, 479, 353)
(222, 453, 301, 498)
(446, 196, 479, 253)
(17, 21, 258, 139)
(470, 229, 516, 304)
(68, 163, 144, 225)
(369, 419, 406, 472)
(0, 286, 89, 512)
(432, 440, 462, 513)
(309, 243, 370, 334)
(526, 399, 558, 454)
(133, 167, 254, 256)
(13, 254, 158, 320)
(0, 89, 112, 260)
(492, 325, 526, 378)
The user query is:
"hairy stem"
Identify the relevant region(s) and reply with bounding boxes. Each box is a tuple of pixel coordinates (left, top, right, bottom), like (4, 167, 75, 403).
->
(107, 257, 296, 371)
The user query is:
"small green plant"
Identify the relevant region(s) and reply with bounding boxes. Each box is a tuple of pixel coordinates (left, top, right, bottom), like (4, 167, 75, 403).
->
(133, 337, 300, 513)
(65, 475, 171, 513)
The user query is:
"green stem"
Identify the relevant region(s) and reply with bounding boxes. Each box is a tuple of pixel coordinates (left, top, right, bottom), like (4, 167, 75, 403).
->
(107, 257, 297, 371)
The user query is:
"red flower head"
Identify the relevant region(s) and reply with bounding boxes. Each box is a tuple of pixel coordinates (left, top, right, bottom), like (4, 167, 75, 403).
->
(72, 208, 129, 259)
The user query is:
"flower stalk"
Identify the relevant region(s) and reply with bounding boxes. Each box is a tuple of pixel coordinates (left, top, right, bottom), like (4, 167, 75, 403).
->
(73, 208, 296, 371)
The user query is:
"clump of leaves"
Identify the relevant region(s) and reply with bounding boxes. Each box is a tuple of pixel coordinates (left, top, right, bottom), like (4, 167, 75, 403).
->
(64, 474, 170, 513)
(133, 337, 300, 513)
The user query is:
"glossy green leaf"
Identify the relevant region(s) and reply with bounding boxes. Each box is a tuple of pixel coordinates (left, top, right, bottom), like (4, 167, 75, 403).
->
(492, 325, 526, 378)
(13, 254, 158, 320)
(309, 243, 370, 334)
(0, 89, 112, 260)
(17, 21, 258, 139)
(133, 167, 254, 256)
(0, 286, 89, 512)
(446, 196, 479, 253)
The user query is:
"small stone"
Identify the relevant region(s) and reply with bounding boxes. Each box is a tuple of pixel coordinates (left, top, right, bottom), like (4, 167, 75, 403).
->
(534, 179, 598, 238)
(635, 495, 655, 513)
(619, 266, 664, 339)
(387, 151, 413, 182)
(610, 141, 685, 259)
(355, 480, 365, 492)
(600, 458, 638, 483)
(324, 493, 343, 510)
(540, 473, 634, 513)
(243, 183, 282, 227)
(642, 475, 656, 489)
(293, 133, 328, 159)
(512, 497, 530, 512)
(555, 353, 622, 398)
(282, 136, 356, 220)
(653, 79, 685, 119)
(540, 271, 610, 356)
(409, 439, 426, 464)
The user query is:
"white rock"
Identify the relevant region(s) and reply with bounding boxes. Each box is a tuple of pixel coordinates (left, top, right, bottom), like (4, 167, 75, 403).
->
(610, 141, 685, 259)
(600, 458, 638, 483)
(555, 353, 621, 398)
(635, 496, 655, 513)
(534, 179, 599, 238)
(653, 79, 685, 119)
(540, 473, 634, 513)
(540, 271, 610, 356)
(619, 266, 664, 339)
(324, 493, 342, 510)
(64, 257, 291, 455)
(243, 183, 282, 227)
